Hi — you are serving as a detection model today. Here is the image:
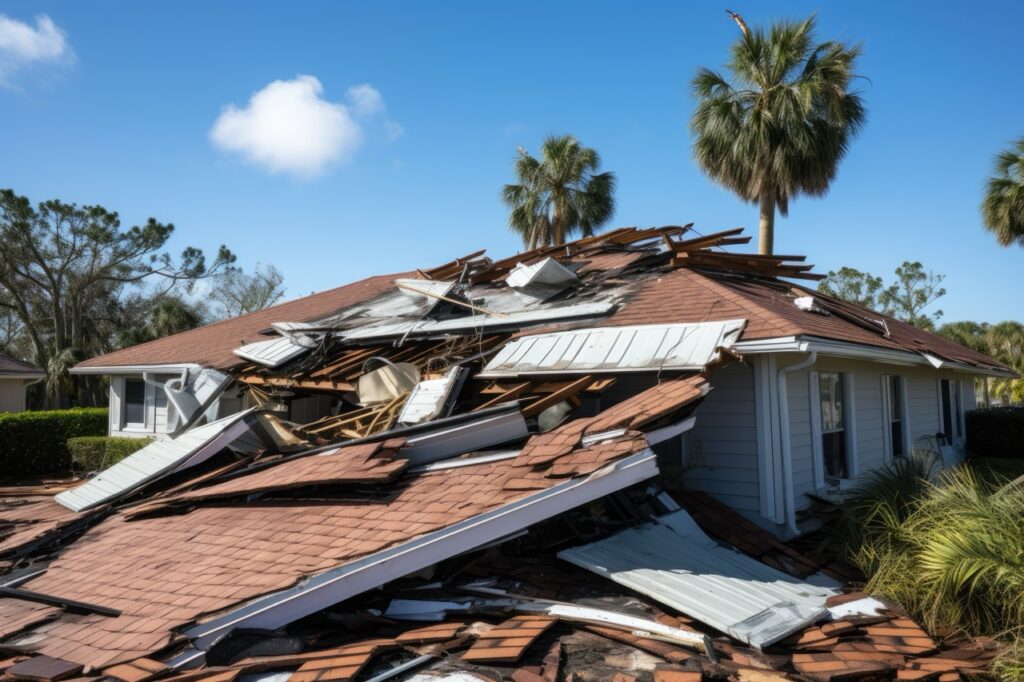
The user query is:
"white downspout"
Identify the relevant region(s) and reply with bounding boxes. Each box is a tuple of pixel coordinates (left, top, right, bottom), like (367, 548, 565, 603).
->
(777, 350, 816, 536)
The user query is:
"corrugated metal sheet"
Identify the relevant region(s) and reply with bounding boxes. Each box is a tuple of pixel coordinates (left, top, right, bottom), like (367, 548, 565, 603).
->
(233, 335, 320, 368)
(341, 300, 617, 341)
(54, 410, 258, 512)
(480, 320, 746, 377)
(558, 509, 835, 649)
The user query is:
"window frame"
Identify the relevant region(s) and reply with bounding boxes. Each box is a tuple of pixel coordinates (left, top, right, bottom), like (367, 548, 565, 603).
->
(882, 374, 910, 460)
(809, 370, 857, 487)
(121, 377, 149, 430)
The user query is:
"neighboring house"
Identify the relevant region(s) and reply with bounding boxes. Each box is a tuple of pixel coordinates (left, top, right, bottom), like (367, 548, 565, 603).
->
(71, 228, 1014, 537)
(0, 353, 45, 413)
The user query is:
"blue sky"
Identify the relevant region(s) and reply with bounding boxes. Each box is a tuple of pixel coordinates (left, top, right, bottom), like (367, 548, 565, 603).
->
(1, 1, 1022, 323)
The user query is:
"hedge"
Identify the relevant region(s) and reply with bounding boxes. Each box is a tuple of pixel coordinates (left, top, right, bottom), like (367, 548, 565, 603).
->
(67, 436, 152, 472)
(966, 407, 1024, 460)
(0, 408, 108, 478)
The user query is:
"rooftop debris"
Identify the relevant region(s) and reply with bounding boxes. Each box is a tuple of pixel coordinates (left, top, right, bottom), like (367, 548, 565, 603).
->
(2, 226, 1008, 681)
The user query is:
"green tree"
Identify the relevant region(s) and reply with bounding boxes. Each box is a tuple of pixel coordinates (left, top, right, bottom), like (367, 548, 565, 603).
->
(0, 189, 235, 406)
(981, 137, 1024, 247)
(816, 266, 884, 308)
(817, 261, 945, 329)
(502, 135, 616, 249)
(986, 321, 1024, 404)
(117, 293, 208, 347)
(877, 262, 945, 330)
(690, 12, 866, 255)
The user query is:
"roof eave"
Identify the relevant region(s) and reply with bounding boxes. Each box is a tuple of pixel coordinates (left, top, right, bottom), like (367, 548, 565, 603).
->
(733, 335, 1017, 378)
(70, 362, 204, 376)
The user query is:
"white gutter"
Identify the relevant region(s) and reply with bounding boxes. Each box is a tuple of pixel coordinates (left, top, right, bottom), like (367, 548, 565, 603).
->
(734, 336, 1015, 379)
(70, 363, 203, 376)
(777, 351, 817, 536)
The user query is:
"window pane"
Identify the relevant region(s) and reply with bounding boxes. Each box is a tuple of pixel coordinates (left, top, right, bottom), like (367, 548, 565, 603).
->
(891, 420, 904, 457)
(124, 379, 146, 425)
(823, 431, 847, 478)
(940, 379, 953, 441)
(819, 373, 844, 432)
(888, 376, 902, 421)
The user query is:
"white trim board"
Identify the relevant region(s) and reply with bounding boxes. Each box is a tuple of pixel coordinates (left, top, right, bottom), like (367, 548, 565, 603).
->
(171, 448, 661, 668)
(70, 363, 203, 376)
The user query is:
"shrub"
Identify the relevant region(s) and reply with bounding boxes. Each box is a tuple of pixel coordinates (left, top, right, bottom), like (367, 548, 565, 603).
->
(67, 436, 152, 472)
(843, 461, 1024, 679)
(966, 407, 1024, 459)
(0, 408, 108, 478)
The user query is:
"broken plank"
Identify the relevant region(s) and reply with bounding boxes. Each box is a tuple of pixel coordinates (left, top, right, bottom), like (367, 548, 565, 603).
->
(521, 376, 593, 417)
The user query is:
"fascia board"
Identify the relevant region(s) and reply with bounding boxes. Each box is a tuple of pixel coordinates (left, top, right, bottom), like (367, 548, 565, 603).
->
(70, 363, 203, 376)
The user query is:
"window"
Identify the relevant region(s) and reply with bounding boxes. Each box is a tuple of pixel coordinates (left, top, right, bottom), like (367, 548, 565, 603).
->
(123, 379, 146, 427)
(940, 379, 954, 443)
(819, 372, 848, 478)
(885, 375, 905, 457)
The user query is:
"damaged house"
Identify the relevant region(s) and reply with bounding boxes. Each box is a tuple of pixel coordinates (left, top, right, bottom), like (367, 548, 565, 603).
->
(0, 225, 1013, 681)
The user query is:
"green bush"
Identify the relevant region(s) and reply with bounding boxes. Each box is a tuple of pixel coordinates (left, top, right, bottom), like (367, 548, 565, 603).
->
(842, 460, 1024, 680)
(0, 408, 108, 478)
(966, 407, 1024, 459)
(67, 436, 152, 472)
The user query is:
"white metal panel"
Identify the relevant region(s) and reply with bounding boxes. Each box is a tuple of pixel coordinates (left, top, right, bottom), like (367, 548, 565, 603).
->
(54, 410, 257, 512)
(397, 367, 467, 425)
(233, 335, 320, 368)
(558, 509, 834, 649)
(341, 300, 617, 341)
(482, 320, 747, 376)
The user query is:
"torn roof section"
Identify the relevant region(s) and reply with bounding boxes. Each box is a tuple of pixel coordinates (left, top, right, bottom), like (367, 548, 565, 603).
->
(72, 225, 1011, 375)
(1, 376, 709, 669)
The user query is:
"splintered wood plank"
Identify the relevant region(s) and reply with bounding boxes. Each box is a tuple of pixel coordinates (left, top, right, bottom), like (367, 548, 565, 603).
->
(473, 382, 533, 412)
(460, 616, 556, 664)
(521, 376, 593, 417)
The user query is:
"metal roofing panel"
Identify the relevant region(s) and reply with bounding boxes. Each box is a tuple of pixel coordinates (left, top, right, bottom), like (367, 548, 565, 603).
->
(397, 367, 467, 426)
(340, 300, 617, 341)
(482, 320, 746, 376)
(558, 509, 835, 649)
(54, 411, 257, 512)
(233, 335, 319, 368)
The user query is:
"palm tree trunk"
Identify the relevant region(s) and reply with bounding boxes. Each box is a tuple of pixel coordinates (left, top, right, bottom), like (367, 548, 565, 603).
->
(758, 193, 775, 256)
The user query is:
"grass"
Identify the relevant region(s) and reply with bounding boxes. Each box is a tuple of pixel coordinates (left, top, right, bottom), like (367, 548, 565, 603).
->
(840, 453, 1024, 679)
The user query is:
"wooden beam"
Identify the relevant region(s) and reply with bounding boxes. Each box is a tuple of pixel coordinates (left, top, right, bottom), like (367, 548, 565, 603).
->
(521, 376, 593, 417)
(238, 375, 354, 392)
(472, 382, 532, 412)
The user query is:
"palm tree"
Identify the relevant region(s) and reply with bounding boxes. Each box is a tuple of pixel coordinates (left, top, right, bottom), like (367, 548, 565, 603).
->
(690, 13, 866, 255)
(502, 135, 616, 249)
(981, 137, 1024, 247)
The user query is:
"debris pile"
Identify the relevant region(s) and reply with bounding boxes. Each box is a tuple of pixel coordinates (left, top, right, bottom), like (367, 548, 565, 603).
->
(1, 226, 1005, 680)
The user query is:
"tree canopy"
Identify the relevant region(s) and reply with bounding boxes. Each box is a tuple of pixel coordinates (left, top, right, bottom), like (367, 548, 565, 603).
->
(0, 189, 235, 406)
(981, 136, 1024, 248)
(502, 135, 616, 249)
(817, 261, 945, 330)
(690, 13, 866, 254)
(208, 263, 286, 320)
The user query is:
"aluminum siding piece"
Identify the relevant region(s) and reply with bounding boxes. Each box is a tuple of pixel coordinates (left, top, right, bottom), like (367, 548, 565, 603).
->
(54, 411, 256, 512)
(480, 320, 747, 376)
(558, 509, 835, 649)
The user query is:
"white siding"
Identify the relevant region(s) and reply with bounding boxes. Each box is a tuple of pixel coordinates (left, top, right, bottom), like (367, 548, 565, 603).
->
(682, 362, 760, 513)
(786, 369, 816, 501)
(0, 379, 29, 412)
(108, 374, 177, 439)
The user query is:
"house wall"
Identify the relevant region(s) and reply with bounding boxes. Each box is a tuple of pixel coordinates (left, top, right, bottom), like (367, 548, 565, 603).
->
(781, 354, 976, 512)
(108, 374, 177, 439)
(0, 379, 30, 412)
(681, 361, 761, 515)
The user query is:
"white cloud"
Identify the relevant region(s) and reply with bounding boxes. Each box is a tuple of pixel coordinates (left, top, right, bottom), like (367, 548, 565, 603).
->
(210, 76, 401, 179)
(0, 14, 72, 83)
(346, 83, 384, 117)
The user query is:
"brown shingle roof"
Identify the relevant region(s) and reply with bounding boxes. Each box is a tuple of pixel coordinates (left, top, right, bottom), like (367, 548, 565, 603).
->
(9, 431, 646, 667)
(75, 274, 406, 371)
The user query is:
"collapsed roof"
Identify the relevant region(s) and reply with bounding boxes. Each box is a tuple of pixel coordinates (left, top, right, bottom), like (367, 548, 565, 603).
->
(2, 225, 1007, 681)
